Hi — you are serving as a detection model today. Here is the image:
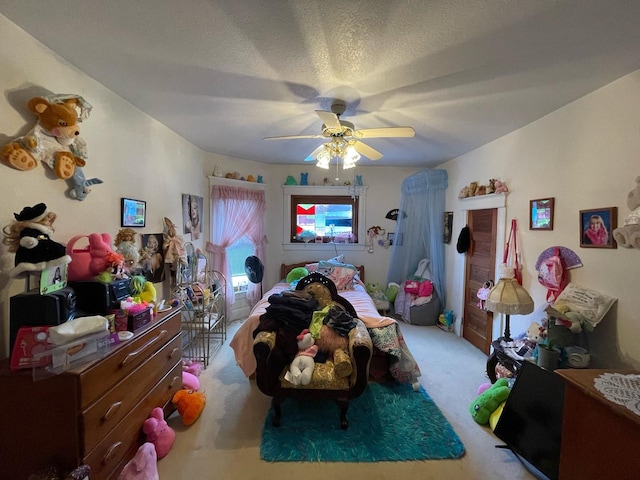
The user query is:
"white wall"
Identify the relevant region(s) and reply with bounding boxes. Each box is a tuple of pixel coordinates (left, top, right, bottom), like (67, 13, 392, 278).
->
(442, 70, 640, 369)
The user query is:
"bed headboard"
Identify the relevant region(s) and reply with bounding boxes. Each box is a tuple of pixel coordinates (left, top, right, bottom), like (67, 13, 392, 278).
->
(281, 261, 365, 284)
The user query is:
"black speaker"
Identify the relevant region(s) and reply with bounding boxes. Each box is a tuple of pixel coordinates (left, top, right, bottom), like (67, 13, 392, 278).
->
(68, 279, 131, 315)
(9, 287, 78, 354)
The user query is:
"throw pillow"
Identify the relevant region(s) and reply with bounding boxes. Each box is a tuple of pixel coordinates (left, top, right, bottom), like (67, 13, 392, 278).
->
(318, 260, 358, 290)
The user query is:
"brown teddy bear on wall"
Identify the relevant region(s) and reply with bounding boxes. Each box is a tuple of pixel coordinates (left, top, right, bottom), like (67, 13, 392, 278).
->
(2, 95, 90, 179)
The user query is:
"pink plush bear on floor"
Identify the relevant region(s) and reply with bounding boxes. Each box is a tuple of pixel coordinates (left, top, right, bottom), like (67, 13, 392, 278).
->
(142, 407, 175, 459)
(117, 442, 159, 480)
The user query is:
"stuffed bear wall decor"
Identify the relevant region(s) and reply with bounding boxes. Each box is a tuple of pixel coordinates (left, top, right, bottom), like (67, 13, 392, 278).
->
(1, 202, 71, 277)
(1, 94, 102, 200)
(612, 175, 640, 249)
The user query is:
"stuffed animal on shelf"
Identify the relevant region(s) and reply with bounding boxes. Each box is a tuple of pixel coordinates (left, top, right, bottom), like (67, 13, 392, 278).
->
(117, 442, 159, 480)
(493, 180, 509, 194)
(1, 202, 71, 278)
(612, 175, 640, 249)
(469, 377, 510, 425)
(172, 388, 207, 426)
(286, 329, 318, 386)
(1, 95, 102, 200)
(142, 407, 175, 459)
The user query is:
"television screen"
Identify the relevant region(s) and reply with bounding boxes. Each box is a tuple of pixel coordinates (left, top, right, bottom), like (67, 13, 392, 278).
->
(493, 361, 565, 480)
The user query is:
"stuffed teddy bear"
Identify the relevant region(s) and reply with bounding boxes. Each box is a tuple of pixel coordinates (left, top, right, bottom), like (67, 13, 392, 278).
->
(469, 377, 510, 425)
(1, 202, 71, 277)
(486, 179, 496, 194)
(1, 94, 102, 201)
(493, 180, 509, 194)
(172, 388, 207, 426)
(612, 175, 640, 249)
(142, 407, 175, 459)
(286, 329, 318, 386)
(117, 442, 159, 480)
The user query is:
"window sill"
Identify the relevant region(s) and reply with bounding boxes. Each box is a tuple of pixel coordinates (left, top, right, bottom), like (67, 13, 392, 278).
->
(282, 242, 365, 251)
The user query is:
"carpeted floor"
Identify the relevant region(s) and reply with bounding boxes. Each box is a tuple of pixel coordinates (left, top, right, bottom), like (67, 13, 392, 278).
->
(158, 321, 540, 480)
(261, 382, 465, 462)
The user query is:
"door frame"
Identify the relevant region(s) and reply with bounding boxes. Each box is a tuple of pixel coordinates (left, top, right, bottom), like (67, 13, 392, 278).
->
(457, 194, 507, 343)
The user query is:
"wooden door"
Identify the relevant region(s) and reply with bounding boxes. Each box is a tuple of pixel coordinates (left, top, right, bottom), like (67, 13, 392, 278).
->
(463, 208, 497, 354)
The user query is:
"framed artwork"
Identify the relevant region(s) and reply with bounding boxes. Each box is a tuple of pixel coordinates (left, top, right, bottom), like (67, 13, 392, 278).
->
(121, 198, 146, 227)
(140, 233, 165, 282)
(444, 211, 453, 243)
(530, 198, 554, 230)
(182, 194, 203, 240)
(580, 207, 617, 249)
(387, 232, 395, 245)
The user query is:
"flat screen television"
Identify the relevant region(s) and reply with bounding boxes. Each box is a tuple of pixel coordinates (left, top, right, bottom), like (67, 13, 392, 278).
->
(493, 361, 565, 480)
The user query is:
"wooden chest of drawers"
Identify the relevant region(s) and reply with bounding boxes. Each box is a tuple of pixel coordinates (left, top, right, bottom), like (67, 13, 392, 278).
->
(0, 308, 183, 480)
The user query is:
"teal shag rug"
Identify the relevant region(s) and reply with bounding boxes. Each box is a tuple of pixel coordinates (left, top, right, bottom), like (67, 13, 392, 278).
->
(260, 382, 465, 462)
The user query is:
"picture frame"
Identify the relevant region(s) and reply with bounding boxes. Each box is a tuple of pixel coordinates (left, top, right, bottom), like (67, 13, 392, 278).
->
(530, 198, 554, 230)
(387, 232, 395, 246)
(580, 207, 617, 249)
(121, 198, 146, 227)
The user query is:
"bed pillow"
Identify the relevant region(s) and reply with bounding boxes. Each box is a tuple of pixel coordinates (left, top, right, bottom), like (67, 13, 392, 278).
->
(548, 282, 617, 330)
(305, 262, 319, 273)
(305, 255, 344, 275)
(317, 260, 358, 290)
(286, 267, 309, 284)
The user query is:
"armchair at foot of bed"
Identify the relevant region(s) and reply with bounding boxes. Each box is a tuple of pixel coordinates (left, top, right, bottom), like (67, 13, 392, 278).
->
(253, 273, 373, 429)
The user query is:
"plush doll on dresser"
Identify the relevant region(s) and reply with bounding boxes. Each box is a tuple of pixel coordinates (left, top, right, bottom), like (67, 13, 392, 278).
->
(1, 202, 71, 277)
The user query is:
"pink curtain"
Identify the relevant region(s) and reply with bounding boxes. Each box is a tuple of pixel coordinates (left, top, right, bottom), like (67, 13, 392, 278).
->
(206, 185, 267, 312)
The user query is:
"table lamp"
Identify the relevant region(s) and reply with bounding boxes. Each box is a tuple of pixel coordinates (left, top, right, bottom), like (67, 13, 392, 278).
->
(486, 264, 534, 341)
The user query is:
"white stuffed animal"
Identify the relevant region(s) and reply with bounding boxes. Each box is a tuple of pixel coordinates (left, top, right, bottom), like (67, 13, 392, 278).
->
(287, 329, 318, 386)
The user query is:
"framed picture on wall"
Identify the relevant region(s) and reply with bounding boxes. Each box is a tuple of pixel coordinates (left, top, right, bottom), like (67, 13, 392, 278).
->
(121, 198, 146, 227)
(530, 198, 554, 230)
(444, 211, 453, 243)
(580, 207, 617, 249)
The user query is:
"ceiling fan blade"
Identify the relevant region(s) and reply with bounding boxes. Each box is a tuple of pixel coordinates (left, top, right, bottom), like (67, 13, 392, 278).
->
(264, 134, 323, 140)
(352, 126, 415, 139)
(304, 144, 325, 162)
(350, 140, 383, 160)
(315, 110, 342, 130)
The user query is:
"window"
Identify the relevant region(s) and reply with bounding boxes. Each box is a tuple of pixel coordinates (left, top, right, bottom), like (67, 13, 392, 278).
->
(227, 237, 253, 293)
(282, 185, 368, 251)
(291, 195, 358, 243)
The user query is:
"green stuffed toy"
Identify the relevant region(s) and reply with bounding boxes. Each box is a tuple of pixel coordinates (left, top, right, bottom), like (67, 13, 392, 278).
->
(470, 378, 510, 425)
(286, 266, 309, 284)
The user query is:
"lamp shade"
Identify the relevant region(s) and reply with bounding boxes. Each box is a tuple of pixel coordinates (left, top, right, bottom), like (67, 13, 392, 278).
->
(485, 264, 534, 315)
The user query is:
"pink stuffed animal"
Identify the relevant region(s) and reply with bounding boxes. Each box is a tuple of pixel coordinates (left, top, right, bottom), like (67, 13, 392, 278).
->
(66, 232, 117, 281)
(494, 180, 509, 194)
(117, 442, 159, 480)
(182, 370, 200, 390)
(142, 407, 175, 459)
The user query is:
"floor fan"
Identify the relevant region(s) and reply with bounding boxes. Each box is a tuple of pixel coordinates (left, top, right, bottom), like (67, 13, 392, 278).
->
(244, 255, 264, 297)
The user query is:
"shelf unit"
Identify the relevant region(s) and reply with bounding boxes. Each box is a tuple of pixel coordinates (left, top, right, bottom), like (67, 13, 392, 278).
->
(173, 243, 226, 367)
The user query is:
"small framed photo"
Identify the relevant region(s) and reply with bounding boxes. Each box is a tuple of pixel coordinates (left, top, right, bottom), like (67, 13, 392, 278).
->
(530, 198, 554, 230)
(387, 232, 395, 245)
(580, 207, 617, 249)
(121, 198, 146, 227)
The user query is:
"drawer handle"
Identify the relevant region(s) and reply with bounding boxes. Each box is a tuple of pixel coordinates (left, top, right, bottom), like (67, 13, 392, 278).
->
(121, 330, 168, 367)
(103, 441, 122, 464)
(169, 374, 181, 389)
(169, 347, 180, 359)
(103, 401, 122, 422)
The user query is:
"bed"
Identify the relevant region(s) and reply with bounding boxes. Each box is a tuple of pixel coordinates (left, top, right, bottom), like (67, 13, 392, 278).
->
(229, 261, 421, 385)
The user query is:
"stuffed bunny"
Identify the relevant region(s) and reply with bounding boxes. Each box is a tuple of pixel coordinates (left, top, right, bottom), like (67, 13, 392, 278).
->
(142, 407, 175, 459)
(117, 442, 159, 480)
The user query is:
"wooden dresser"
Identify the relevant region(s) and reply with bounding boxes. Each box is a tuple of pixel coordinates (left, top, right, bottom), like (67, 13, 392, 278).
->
(0, 308, 183, 480)
(556, 368, 640, 480)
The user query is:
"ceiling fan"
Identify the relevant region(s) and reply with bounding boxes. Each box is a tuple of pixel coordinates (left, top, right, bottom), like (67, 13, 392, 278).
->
(264, 100, 415, 162)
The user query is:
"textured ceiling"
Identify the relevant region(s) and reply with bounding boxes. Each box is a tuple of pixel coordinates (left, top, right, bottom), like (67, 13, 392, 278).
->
(1, 1, 639, 167)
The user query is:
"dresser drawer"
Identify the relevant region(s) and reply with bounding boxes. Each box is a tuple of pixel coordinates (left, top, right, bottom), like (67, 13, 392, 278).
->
(83, 361, 183, 480)
(82, 333, 182, 452)
(78, 312, 181, 408)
